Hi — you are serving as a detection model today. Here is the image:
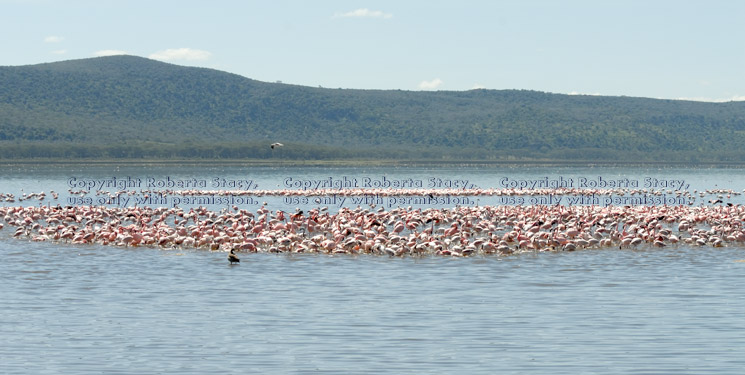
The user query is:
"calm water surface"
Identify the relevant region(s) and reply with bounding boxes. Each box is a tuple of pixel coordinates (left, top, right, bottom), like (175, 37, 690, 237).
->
(2, 165, 745, 374)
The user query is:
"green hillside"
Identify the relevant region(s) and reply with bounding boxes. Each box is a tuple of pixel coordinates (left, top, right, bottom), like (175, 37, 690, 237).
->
(2, 55, 745, 162)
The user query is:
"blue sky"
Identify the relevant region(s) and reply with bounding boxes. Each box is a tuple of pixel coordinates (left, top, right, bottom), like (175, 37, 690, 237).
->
(2, 0, 744, 101)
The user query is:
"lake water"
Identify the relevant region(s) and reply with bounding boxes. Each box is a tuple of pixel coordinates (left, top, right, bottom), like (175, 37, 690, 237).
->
(2, 164, 745, 374)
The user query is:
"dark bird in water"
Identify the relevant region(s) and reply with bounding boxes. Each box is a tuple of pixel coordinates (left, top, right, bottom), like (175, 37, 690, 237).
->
(270, 142, 284, 149)
(228, 248, 240, 264)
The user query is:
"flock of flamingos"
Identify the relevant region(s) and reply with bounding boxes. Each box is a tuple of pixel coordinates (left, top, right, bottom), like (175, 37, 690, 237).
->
(1, 186, 745, 261)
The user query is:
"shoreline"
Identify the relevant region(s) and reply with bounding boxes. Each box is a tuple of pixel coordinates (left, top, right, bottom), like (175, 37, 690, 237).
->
(3, 158, 745, 168)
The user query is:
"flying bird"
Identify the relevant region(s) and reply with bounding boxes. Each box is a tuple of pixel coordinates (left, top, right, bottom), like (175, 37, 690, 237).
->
(270, 143, 284, 149)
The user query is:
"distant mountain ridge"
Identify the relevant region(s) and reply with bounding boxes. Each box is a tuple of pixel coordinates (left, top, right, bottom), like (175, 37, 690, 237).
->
(1, 55, 744, 162)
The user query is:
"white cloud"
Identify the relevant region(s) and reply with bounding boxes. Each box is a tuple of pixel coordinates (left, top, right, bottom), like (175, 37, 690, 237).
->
(675, 95, 745, 102)
(334, 8, 392, 19)
(93, 49, 128, 57)
(51, 49, 67, 55)
(567, 91, 603, 96)
(419, 78, 443, 90)
(567, 91, 745, 102)
(44, 35, 64, 43)
(471, 83, 486, 90)
(149, 48, 211, 61)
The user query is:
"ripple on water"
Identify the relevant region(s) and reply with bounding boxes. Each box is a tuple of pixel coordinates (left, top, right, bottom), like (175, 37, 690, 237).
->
(3, 236, 745, 374)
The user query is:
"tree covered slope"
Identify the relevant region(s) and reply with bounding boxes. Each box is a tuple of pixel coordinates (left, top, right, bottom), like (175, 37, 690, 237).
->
(2, 55, 744, 161)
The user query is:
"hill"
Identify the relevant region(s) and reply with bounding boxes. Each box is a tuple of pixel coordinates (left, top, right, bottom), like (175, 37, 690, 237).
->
(2, 55, 745, 162)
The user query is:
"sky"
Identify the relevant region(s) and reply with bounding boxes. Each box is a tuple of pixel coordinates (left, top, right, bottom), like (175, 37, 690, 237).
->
(2, 0, 744, 101)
